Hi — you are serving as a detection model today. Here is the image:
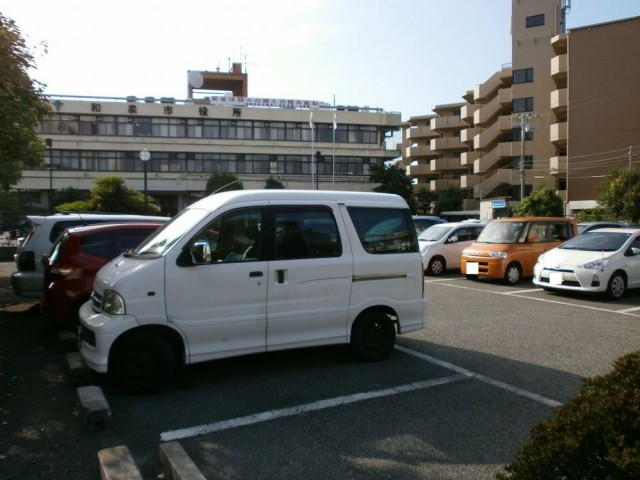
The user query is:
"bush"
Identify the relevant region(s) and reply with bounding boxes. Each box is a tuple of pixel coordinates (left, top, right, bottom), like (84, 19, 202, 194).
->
(497, 351, 640, 479)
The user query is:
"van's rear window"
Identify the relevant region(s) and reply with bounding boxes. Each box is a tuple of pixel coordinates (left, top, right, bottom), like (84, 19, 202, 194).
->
(348, 207, 417, 254)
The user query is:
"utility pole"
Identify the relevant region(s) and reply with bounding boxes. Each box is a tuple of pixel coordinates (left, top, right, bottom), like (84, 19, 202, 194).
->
(512, 113, 540, 200)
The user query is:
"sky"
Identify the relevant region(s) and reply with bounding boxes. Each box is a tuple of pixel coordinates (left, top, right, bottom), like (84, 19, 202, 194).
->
(3, 0, 639, 121)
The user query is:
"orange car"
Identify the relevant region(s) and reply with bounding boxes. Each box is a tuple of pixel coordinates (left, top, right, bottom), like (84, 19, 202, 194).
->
(460, 217, 577, 284)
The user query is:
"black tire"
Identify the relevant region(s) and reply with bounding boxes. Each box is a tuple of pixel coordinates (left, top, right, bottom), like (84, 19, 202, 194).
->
(427, 256, 446, 276)
(109, 332, 175, 394)
(606, 271, 626, 300)
(351, 311, 396, 362)
(504, 262, 521, 285)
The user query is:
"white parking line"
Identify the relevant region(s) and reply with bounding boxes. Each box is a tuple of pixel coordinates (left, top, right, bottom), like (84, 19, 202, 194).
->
(395, 345, 562, 408)
(618, 306, 640, 313)
(160, 373, 467, 442)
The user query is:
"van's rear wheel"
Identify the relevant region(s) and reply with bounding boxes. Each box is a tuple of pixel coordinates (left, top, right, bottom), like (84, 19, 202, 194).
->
(351, 311, 396, 362)
(109, 332, 175, 394)
(504, 263, 521, 285)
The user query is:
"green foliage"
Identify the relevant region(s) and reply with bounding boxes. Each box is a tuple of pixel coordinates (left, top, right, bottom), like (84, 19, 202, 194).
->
(265, 177, 285, 189)
(415, 187, 436, 214)
(0, 14, 52, 191)
(205, 171, 243, 195)
(55, 176, 160, 214)
(512, 185, 564, 217)
(433, 186, 464, 215)
(53, 186, 89, 206)
(369, 163, 417, 213)
(0, 190, 21, 225)
(575, 206, 609, 223)
(596, 169, 640, 224)
(497, 350, 640, 480)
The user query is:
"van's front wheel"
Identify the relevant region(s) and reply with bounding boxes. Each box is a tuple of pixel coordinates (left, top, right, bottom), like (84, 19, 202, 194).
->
(504, 262, 522, 285)
(109, 332, 176, 394)
(351, 311, 396, 362)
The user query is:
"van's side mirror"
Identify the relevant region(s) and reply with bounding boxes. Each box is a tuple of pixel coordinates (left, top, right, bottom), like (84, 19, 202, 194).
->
(626, 246, 640, 256)
(448, 236, 458, 244)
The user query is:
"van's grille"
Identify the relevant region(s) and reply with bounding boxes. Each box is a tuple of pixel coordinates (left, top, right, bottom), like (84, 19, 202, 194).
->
(90, 290, 102, 313)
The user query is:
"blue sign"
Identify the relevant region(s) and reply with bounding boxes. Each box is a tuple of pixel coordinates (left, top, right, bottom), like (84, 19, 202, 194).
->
(492, 200, 506, 208)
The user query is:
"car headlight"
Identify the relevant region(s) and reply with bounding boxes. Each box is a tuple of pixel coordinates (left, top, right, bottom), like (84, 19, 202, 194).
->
(537, 253, 546, 264)
(489, 251, 508, 258)
(581, 257, 609, 270)
(102, 289, 126, 315)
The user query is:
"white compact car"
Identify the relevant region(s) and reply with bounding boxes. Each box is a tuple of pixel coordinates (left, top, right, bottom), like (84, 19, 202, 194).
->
(418, 221, 485, 276)
(533, 228, 640, 300)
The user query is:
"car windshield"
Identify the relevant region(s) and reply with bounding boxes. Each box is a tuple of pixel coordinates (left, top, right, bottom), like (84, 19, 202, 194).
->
(560, 231, 630, 252)
(418, 224, 452, 242)
(133, 208, 209, 256)
(476, 221, 526, 244)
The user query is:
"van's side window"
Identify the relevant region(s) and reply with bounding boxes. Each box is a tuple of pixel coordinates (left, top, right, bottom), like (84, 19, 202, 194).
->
(191, 209, 264, 264)
(274, 208, 340, 260)
(348, 207, 417, 254)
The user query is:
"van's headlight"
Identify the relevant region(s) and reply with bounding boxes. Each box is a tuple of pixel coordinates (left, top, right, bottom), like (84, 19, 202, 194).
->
(102, 289, 125, 315)
(489, 251, 508, 258)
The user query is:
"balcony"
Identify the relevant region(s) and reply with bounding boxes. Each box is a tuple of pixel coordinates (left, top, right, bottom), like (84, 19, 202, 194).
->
(460, 174, 479, 188)
(406, 125, 438, 141)
(551, 33, 567, 55)
(406, 163, 432, 176)
(461, 127, 480, 146)
(406, 145, 437, 159)
(550, 155, 567, 175)
(550, 122, 567, 147)
(474, 66, 512, 102)
(461, 104, 479, 123)
(430, 157, 463, 173)
(474, 142, 513, 174)
(551, 54, 567, 84)
(473, 168, 514, 198)
(431, 115, 466, 132)
(430, 136, 464, 152)
(430, 178, 460, 192)
(461, 150, 481, 166)
(550, 88, 568, 114)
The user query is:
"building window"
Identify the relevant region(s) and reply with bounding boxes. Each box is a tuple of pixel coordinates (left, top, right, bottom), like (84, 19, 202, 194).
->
(513, 97, 534, 113)
(526, 14, 545, 28)
(513, 68, 534, 84)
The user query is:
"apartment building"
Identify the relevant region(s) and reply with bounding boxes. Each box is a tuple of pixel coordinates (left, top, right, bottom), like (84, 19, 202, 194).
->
(14, 64, 401, 216)
(403, 0, 640, 217)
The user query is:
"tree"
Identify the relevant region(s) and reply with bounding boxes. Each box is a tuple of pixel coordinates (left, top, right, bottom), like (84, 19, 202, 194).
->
(512, 185, 564, 217)
(0, 14, 51, 191)
(205, 171, 243, 195)
(596, 169, 640, 224)
(415, 187, 436, 214)
(265, 177, 285, 189)
(55, 176, 160, 214)
(433, 186, 464, 215)
(369, 163, 417, 213)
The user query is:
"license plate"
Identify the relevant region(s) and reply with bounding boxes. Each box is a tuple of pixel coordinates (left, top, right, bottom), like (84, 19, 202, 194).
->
(549, 271, 563, 285)
(466, 262, 479, 274)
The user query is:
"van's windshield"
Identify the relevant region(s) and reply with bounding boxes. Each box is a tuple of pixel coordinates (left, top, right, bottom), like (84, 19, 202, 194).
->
(476, 221, 526, 244)
(133, 208, 210, 256)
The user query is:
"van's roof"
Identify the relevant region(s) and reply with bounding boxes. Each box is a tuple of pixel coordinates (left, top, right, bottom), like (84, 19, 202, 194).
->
(188, 189, 408, 211)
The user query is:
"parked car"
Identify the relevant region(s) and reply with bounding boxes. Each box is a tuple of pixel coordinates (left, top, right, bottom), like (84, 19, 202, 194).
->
(533, 228, 640, 300)
(78, 190, 426, 393)
(412, 215, 446, 234)
(418, 222, 485, 275)
(461, 217, 578, 284)
(42, 222, 165, 326)
(11, 212, 168, 299)
(577, 221, 628, 234)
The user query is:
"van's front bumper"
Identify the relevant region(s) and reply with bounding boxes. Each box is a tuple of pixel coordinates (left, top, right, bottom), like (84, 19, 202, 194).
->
(78, 301, 139, 373)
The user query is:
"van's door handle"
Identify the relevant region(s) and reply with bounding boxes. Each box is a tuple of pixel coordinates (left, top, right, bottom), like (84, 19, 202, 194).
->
(277, 269, 285, 284)
(249, 271, 263, 277)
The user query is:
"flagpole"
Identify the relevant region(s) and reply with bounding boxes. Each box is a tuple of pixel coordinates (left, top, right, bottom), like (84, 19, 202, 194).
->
(332, 94, 336, 188)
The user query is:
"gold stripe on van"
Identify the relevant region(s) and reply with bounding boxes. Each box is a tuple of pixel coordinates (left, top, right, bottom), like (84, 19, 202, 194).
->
(353, 273, 408, 282)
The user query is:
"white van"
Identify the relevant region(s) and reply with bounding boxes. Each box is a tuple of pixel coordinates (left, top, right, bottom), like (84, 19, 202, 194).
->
(78, 190, 426, 393)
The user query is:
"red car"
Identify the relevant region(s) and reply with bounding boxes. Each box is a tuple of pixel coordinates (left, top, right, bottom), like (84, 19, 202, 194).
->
(41, 222, 164, 327)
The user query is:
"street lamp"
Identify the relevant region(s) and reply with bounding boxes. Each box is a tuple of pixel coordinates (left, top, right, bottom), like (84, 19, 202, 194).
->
(45, 138, 53, 212)
(139, 148, 150, 213)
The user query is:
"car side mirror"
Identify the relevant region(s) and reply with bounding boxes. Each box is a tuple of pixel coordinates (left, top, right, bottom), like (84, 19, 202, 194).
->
(448, 235, 458, 244)
(626, 246, 640, 256)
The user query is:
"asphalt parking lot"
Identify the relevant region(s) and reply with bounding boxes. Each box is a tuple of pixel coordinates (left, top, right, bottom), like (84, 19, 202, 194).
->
(1, 262, 639, 479)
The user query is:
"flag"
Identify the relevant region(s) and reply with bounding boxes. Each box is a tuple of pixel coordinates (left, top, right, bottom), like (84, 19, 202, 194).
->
(333, 110, 337, 130)
(309, 111, 314, 129)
